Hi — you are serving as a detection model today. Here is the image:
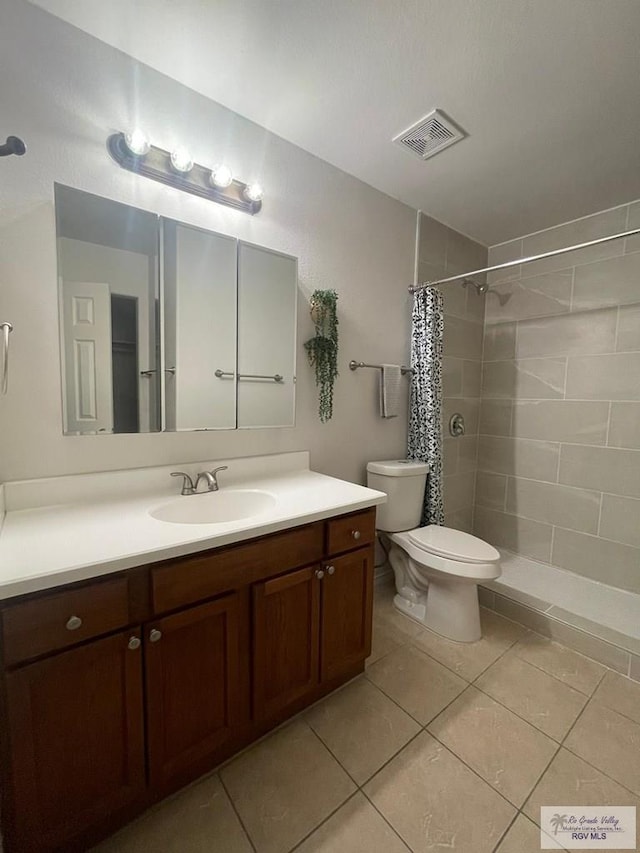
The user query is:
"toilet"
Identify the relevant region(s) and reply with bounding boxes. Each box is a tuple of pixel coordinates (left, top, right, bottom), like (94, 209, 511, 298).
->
(367, 459, 501, 643)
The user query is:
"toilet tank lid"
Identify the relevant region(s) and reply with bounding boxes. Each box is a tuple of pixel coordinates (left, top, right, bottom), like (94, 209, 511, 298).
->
(367, 459, 429, 477)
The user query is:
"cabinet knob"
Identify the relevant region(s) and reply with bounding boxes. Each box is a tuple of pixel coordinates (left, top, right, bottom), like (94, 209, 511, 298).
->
(326, 564, 336, 575)
(128, 636, 141, 651)
(149, 628, 162, 643)
(315, 568, 325, 580)
(65, 615, 82, 631)
(351, 529, 361, 540)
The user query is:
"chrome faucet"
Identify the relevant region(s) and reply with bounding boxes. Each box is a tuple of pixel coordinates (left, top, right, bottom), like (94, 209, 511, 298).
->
(195, 466, 228, 492)
(171, 466, 228, 496)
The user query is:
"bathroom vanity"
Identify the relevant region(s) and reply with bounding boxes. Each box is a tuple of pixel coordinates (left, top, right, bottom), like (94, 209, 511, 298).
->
(0, 453, 384, 852)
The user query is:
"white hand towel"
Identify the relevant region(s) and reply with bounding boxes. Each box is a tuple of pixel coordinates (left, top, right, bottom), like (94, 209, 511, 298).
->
(380, 364, 402, 418)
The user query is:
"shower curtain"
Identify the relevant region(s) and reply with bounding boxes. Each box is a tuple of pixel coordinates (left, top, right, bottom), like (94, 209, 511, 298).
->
(408, 286, 445, 526)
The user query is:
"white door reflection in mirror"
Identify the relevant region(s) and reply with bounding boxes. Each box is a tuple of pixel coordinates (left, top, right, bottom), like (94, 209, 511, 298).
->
(163, 221, 237, 430)
(62, 281, 113, 434)
(237, 243, 297, 428)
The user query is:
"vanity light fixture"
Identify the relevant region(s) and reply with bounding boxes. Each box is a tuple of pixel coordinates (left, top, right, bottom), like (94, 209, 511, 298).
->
(243, 182, 264, 203)
(170, 146, 194, 174)
(123, 128, 150, 157)
(107, 131, 263, 215)
(210, 163, 233, 188)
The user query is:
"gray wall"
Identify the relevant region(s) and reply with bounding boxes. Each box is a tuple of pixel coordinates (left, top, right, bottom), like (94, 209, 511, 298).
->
(0, 0, 416, 484)
(474, 200, 640, 594)
(417, 213, 488, 532)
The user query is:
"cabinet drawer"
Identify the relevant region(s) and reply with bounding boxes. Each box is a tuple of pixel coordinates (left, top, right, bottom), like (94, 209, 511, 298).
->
(152, 522, 324, 614)
(326, 509, 376, 555)
(2, 577, 131, 666)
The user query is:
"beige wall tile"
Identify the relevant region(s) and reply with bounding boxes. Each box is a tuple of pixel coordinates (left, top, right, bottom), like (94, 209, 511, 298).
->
(506, 478, 600, 534)
(631, 655, 640, 682)
(440, 282, 469, 320)
(474, 506, 553, 562)
(478, 435, 560, 481)
(444, 470, 476, 513)
(444, 314, 484, 359)
(616, 302, 640, 352)
(443, 357, 463, 396)
(483, 322, 516, 361)
(608, 402, 640, 449)
(512, 400, 609, 444)
(487, 238, 523, 284)
(475, 471, 507, 510)
(417, 259, 446, 287)
(457, 435, 478, 473)
(443, 438, 458, 476)
(482, 359, 566, 399)
(445, 507, 474, 534)
(572, 250, 640, 309)
(551, 527, 640, 594)
(516, 307, 618, 358)
(484, 271, 572, 323)
(626, 200, 640, 254)
(465, 286, 486, 323)
(479, 399, 512, 436)
(548, 606, 640, 657)
(545, 619, 631, 674)
(418, 213, 449, 267)
(521, 206, 627, 277)
(445, 228, 487, 276)
(599, 494, 640, 548)
(462, 359, 482, 396)
(491, 596, 554, 635)
(565, 352, 640, 400)
(443, 397, 480, 435)
(559, 444, 640, 498)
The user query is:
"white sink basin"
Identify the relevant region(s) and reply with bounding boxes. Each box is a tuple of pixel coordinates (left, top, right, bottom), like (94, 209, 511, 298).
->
(150, 489, 277, 525)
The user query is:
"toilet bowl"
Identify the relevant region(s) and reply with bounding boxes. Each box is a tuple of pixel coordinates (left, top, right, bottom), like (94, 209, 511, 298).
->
(367, 459, 501, 643)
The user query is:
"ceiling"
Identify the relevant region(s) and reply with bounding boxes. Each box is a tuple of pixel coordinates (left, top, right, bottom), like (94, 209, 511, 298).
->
(30, 0, 640, 245)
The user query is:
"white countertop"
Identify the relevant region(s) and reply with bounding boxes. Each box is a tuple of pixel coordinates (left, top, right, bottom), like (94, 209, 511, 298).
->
(0, 452, 386, 600)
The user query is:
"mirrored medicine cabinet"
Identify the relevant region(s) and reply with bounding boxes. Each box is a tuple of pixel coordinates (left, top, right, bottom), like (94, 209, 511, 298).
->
(55, 185, 297, 434)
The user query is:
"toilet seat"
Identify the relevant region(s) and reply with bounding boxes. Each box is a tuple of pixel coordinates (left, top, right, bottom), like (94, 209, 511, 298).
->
(407, 526, 500, 564)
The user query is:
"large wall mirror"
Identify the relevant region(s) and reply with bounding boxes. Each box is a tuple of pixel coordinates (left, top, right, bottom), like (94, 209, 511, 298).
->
(55, 185, 297, 433)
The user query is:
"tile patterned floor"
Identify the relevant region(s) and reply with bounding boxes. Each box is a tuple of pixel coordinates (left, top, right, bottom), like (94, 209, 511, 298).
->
(94, 583, 640, 853)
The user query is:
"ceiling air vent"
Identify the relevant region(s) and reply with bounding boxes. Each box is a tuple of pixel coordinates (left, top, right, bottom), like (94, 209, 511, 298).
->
(393, 109, 465, 160)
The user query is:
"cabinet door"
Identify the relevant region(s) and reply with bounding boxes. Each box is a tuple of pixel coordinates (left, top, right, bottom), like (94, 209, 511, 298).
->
(4, 629, 145, 852)
(320, 547, 374, 682)
(145, 594, 241, 789)
(253, 566, 320, 720)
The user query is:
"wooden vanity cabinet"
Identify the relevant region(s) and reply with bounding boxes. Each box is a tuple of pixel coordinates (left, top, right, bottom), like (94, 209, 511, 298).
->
(0, 507, 376, 853)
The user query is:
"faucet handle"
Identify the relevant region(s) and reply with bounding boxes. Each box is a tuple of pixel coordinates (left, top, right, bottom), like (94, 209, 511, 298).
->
(171, 471, 196, 495)
(210, 466, 228, 477)
(207, 465, 228, 490)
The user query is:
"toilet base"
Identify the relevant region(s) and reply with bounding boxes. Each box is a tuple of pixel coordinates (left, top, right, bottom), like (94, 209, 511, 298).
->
(394, 578, 482, 643)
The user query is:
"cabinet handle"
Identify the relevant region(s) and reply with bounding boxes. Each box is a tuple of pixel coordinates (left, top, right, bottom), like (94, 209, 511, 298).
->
(65, 615, 82, 631)
(128, 636, 141, 650)
(315, 568, 325, 580)
(351, 529, 361, 540)
(149, 628, 162, 643)
(325, 564, 336, 575)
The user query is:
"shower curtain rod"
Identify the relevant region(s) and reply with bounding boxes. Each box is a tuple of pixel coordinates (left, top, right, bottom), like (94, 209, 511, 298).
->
(408, 226, 640, 294)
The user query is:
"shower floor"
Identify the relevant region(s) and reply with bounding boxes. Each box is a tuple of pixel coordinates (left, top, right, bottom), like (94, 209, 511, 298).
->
(482, 550, 640, 677)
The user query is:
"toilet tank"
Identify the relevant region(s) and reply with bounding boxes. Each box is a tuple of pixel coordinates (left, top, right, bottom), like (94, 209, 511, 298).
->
(366, 459, 429, 532)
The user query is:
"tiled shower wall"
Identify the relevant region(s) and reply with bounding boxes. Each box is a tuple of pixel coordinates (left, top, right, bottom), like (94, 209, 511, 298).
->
(474, 200, 640, 595)
(417, 213, 487, 532)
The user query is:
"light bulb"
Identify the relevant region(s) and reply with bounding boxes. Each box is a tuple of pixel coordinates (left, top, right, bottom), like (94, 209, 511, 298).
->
(243, 182, 264, 202)
(124, 129, 150, 157)
(170, 146, 193, 174)
(210, 164, 233, 188)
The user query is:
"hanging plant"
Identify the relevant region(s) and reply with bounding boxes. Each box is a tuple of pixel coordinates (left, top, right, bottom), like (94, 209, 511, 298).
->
(304, 289, 339, 423)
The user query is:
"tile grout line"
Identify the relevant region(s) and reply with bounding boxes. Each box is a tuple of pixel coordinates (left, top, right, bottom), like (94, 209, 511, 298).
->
(218, 773, 258, 853)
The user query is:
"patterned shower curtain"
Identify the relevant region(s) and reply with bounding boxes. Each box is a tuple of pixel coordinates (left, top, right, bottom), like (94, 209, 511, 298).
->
(407, 286, 445, 526)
